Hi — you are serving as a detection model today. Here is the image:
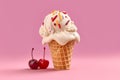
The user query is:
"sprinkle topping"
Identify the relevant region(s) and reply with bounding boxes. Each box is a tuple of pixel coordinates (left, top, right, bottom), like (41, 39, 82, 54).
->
(54, 23, 56, 26)
(58, 24, 61, 28)
(56, 20, 59, 26)
(58, 12, 62, 21)
(42, 22, 44, 25)
(51, 10, 57, 15)
(62, 11, 67, 14)
(65, 20, 70, 25)
(50, 10, 70, 29)
(51, 15, 57, 22)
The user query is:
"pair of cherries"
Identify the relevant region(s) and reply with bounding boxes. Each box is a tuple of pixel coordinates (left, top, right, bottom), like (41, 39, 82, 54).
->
(28, 47, 49, 69)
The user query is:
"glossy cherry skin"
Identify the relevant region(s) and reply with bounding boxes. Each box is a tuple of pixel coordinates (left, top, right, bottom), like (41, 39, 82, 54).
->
(38, 59, 49, 69)
(28, 59, 39, 69)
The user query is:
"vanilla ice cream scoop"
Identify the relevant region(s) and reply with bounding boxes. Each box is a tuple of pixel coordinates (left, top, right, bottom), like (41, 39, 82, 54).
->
(39, 10, 80, 45)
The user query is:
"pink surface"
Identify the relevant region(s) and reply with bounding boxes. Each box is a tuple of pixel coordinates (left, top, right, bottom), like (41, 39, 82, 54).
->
(0, 0, 120, 80)
(0, 55, 120, 80)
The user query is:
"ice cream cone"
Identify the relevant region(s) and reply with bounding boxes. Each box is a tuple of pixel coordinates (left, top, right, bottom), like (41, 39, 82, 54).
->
(39, 10, 80, 70)
(48, 40, 75, 70)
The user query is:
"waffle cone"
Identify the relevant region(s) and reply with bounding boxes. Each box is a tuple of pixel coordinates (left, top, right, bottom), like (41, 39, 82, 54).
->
(48, 40, 75, 70)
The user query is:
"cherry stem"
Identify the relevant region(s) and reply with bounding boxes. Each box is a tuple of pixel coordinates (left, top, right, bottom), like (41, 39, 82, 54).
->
(31, 48, 34, 59)
(43, 47, 46, 59)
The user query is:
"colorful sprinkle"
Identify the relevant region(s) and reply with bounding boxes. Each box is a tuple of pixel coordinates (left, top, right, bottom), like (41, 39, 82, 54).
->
(51, 10, 55, 13)
(65, 16, 68, 18)
(54, 23, 56, 26)
(58, 24, 61, 28)
(65, 20, 70, 25)
(62, 11, 67, 14)
(56, 20, 59, 26)
(42, 22, 44, 25)
(51, 15, 57, 22)
(58, 12, 62, 21)
(51, 10, 56, 15)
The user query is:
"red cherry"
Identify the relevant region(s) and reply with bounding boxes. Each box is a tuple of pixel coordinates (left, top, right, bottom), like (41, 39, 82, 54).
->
(29, 59, 39, 69)
(39, 59, 49, 69)
(28, 48, 39, 69)
(38, 47, 49, 69)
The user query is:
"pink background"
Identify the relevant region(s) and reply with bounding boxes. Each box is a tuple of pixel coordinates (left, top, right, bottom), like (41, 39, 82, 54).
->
(0, 0, 120, 80)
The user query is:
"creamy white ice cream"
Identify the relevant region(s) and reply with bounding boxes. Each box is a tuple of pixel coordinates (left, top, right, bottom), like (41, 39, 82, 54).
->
(39, 10, 80, 45)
